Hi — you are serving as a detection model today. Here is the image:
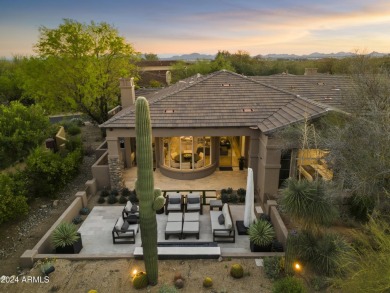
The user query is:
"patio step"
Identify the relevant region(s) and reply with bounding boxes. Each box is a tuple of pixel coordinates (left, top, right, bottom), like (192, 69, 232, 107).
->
(133, 246, 221, 259)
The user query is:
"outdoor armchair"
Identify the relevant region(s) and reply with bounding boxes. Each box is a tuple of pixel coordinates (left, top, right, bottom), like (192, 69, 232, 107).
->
(165, 192, 183, 215)
(185, 192, 203, 214)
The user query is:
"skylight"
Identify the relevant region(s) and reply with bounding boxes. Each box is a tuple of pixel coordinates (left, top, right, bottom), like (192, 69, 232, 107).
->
(242, 108, 253, 112)
(221, 83, 231, 87)
(164, 109, 175, 113)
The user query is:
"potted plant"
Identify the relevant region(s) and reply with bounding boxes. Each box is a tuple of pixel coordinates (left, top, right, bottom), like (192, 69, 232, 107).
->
(248, 219, 275, 252)
(239, 157, 245, 170)
(52, 222, 83, 254)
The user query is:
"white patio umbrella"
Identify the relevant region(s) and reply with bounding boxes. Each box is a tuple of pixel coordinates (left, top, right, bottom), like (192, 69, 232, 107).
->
(244, 168, 256, 228)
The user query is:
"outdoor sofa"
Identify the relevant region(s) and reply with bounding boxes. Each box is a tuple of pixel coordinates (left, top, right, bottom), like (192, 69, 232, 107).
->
(210, 203, 235, 243)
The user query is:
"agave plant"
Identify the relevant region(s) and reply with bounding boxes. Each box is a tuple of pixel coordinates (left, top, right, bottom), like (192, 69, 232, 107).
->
(248, 219, 275, 247)
(52, 222, 80, 248)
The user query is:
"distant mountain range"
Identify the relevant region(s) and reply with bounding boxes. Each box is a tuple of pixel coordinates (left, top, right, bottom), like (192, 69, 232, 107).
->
(159, 51, 389, 61)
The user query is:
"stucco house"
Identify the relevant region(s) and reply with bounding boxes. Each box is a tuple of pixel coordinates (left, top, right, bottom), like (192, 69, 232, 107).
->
(93, 70, 351, 203)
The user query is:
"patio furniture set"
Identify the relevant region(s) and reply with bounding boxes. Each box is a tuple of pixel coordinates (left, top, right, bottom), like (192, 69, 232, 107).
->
(112, 191, 235, 244)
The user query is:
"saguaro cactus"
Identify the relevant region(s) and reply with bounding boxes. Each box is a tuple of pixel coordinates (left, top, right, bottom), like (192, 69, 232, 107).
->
(135, 96, 165, 286)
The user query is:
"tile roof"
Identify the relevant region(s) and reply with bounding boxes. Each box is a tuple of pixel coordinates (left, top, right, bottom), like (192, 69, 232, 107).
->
(101, 70, 334, 133)
(252, 74, 354, 109)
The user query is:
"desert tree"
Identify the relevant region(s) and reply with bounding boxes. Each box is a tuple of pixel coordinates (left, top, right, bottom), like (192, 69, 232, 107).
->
(21, 19, 139, 124)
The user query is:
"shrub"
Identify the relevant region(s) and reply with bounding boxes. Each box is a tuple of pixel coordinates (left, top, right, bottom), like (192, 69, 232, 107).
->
(227, 187, 233, 194)
(97, 197, 105, 204)
(203, 277, 213, 288)
(237, 188, 246, 202)
(272, 276, 307, 293)
(288, 231, 349, 277)
(174, 278, 184, 289)
(65, 136, 83, 152)
(25, 147, 83, 198)
(129, 189, 138, 203)
(230, 264, 244, 278)
(264, 256, 284, 280)
(221, 193, 229, 204)
(0, 102, 49, 168)
(158, 284, 178, 293)
(348, 194, 375, 222)
(100, 188, 110, 197)
(132, 271, 148, 289)
(107, 195, 118, 204)
(229, 193, 238, 203)
(119, 195, 128, 204)
(0, 174, 29, 224)
(66, 124, 81, 136)
(80, 207, 90, 215)
(52, 222, 80, 248)
(72, 216, 83, 225)
(110, 189, 119, 197)
(310, 276, 330, 291)
(121, 188, 131, 197)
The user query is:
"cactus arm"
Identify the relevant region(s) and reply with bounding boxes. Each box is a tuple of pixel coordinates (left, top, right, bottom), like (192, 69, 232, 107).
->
(135, 96, 158, 285)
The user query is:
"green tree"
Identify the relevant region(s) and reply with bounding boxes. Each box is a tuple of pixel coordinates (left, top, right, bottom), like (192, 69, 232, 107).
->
(143, 53, 159, 61)
(0, 57, 25, 104)
(0, 102, 49, 168)
(22, 19, 139, 124)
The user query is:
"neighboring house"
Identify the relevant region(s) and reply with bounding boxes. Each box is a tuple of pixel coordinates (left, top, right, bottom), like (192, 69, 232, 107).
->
(94, 70, 352, 203)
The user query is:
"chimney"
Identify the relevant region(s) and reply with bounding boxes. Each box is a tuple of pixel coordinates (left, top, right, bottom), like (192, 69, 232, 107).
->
(304, 68, 318, 75)
(119, 77, 135, 108)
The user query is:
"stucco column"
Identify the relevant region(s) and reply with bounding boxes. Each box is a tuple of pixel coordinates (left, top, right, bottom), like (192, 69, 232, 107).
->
(258, 134, 282, 203)
(248, 136, 260, 198)
(124, 137, 132, 168)
(107, 136, 124, 190)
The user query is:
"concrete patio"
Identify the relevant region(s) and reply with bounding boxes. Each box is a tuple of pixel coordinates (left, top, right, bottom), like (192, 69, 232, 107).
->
(78, 204, 251, 256)
(122, 167, 248, 191)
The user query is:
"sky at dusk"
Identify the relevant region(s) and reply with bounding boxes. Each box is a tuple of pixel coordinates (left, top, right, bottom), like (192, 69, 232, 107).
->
(1, 0, 390, 58)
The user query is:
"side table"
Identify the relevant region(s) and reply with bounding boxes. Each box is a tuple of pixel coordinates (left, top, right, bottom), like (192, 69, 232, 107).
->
(209, 199, 223, 211)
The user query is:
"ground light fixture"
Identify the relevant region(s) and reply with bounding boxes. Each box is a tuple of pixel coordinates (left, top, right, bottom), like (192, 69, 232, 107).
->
(293, 262, 302, 272)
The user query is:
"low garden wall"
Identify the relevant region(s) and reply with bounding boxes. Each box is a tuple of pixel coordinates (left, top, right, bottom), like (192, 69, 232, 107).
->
(20, 192, 88, 268)
(264, 200, 288, 248)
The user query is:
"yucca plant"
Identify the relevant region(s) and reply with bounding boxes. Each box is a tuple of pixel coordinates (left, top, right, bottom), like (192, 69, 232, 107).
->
(52, 222, 80, 248)
(280, 178, 337, 234)
(248, 219, 275, 251)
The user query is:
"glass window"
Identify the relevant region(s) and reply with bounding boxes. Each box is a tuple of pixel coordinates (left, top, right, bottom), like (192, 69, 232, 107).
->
(162, 136, 212, 170)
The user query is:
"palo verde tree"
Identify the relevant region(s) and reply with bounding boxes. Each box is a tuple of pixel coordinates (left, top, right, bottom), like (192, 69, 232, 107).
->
(22, 19, 139, 124)
(135, 96, 165, 285)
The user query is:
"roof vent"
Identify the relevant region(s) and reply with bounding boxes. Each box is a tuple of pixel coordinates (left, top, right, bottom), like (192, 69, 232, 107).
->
(242, 108, 253, 112)
(221, 83, 231, 87)
(317, 82, 325, 85)
(164, 109, 175, 113)
(332, 88, 340, 91)
(324, 97, 333, 100)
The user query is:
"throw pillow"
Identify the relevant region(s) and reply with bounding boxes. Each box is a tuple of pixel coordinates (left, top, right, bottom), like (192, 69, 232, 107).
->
(121, 221, 129, 231)
(218, 214, 225, 225)
(188, 197, 199, 204)
(131, 205, 138, 213)
(169, 197, 181, 204)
